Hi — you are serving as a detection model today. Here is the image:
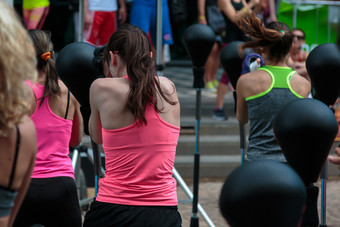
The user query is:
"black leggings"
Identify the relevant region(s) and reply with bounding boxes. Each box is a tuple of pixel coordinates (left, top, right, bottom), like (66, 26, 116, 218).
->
(13, 177, 81, 227)
(84, 201, 182, 227)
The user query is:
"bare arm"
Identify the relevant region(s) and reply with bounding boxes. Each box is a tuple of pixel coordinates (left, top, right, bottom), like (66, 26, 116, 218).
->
(198, 0, 207, 24)
(118, 0, 127, 25)
(83, 0, 91, 30)
(89, 80, 103, 144)
(236, 76, 249, 124)
(328, 146, 340, 168)
(69, 96, 83, 147)
(268, 0, 277, 22)
(218, 0, 258, 24)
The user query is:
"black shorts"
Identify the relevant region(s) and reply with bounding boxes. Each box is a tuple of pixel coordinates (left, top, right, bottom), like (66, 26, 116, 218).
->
(13, 177, 81, 227)
(84, 201, 182, 227)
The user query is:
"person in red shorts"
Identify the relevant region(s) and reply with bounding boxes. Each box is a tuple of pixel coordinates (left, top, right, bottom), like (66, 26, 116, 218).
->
(83, 0, 127, 47)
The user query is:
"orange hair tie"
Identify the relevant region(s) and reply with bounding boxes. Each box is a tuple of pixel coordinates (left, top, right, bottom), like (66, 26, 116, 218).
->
(41, 52, 51, 61)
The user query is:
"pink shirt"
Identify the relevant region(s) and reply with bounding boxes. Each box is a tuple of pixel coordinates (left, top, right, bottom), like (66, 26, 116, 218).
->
(26, 81, 74, 179)
(96, 104, 180, 206)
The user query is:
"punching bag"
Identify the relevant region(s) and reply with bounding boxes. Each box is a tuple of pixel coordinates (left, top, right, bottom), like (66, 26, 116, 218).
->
(56, 42, 105, 134)
(182, 23, 215, 88)
(220, 41, 251, 89)
(306, 43, 340, 106)
(219, 160, 306, 227)
(274, 98, 338, 185)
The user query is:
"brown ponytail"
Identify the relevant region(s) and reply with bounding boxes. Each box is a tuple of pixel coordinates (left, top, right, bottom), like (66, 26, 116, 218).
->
(28, 30, 60, 106)
(104, 24, 177, 125)
(238, 13, 293, 64)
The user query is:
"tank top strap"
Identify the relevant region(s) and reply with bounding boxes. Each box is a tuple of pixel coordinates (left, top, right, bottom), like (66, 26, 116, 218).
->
(8, 126, 20, 189)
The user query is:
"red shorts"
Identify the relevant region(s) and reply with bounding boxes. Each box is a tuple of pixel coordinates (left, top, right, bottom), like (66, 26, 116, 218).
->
(84, 11, 117, 47)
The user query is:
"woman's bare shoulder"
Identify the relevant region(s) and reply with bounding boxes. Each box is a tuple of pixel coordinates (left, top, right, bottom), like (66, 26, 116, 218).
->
(18, 116, 37, 153)
(158, 76, 177, 93)
(291, 73, 312, 97)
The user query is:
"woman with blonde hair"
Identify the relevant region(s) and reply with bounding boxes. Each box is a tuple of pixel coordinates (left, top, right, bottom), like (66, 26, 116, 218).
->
(0, 2, 37, 227)
(236, 14, 311, 162)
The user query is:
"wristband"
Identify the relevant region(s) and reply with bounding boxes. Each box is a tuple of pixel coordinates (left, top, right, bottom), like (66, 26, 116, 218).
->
(199, 15, 206, 20)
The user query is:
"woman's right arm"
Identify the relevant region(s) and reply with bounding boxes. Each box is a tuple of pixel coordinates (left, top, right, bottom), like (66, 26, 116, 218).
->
(218, 0, 258, 23)
(69, 96, 83, 147)
(236, 76, 249, 124)
(197, 0, 207, 24)
(89, 80, 103, 145)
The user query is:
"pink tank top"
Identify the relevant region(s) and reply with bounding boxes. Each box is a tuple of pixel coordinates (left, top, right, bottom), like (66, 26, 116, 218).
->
(97, 104, 180, 206)
(26, 81, 74, 179)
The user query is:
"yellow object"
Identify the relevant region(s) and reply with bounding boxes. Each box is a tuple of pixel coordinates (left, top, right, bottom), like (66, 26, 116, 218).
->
(23, 0, 50, 10)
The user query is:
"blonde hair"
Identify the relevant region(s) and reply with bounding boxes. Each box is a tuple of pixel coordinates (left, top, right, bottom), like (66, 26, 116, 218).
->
(0, 2, 37, 136)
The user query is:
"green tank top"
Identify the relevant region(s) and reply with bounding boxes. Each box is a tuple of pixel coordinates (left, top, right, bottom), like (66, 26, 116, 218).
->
(23, 0, 50, 10)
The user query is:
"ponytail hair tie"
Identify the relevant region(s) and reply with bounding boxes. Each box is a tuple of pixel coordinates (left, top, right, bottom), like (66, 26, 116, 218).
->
(41, 52, 51, 61)
(280, 30, 285, 36)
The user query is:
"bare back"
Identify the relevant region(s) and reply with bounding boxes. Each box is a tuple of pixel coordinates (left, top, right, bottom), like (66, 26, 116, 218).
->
(89, 76, 180, 144)
(0, 116, 36, 225)
(93, 76, 180, 130)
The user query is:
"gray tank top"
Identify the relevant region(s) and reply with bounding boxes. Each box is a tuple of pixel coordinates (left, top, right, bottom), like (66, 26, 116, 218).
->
(245, 65, 304, 162)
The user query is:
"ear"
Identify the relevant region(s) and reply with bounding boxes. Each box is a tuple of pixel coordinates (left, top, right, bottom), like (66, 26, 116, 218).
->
(149, 51, 153, 58)
(109, 51, 117, 66)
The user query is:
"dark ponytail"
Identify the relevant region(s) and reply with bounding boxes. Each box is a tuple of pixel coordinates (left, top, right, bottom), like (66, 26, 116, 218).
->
(28, 30, 60, 106)
(238, 14, 293, 64)
(104, 24, 177, 125)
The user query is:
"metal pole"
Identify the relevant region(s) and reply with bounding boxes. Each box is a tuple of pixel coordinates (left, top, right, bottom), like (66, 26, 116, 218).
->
(320, 161, 328, 226)
(78, 0, 84, 42)
(173, 168, 215, 227)
(190, 88, 202, 227)
(91, 139, 102, 197)
(239, 124, 246, 165)
(156, 0, 163, 75)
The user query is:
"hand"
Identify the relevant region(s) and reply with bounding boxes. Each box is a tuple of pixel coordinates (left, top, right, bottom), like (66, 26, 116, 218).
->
(118, 6, 127, 25)
(198, 15, 207, 25)
(84, 10, 91, 30)
(328, 146, 340, 168)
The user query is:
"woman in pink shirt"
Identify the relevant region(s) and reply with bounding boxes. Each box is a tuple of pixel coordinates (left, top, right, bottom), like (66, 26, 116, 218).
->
(84, 24, 182, 227)
(14, 30, 83, 227)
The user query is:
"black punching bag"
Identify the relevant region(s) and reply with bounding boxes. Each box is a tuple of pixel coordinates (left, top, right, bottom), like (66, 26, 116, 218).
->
(306, 43, 340, 106)
(219, 160, 306, 227)
(220, 41, 251, 89)
(56, 42, 104, 134)
(274, 98, 338, 185)
(182, 24, 215, 88)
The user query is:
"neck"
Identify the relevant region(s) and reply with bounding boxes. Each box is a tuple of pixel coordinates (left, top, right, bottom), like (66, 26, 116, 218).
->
(38, 70, 46, 85)
(263, 55, 289, 67)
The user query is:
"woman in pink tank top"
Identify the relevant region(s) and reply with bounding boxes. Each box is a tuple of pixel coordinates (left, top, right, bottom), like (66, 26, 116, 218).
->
(14, 30, 83, 227)
(84, 24, 182, 227)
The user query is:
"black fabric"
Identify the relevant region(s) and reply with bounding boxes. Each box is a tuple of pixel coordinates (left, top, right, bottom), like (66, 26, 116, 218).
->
(8, 126, 20, 189)
(84, 201, 182, 227)
(206, 3, 226, 34)
(168, 0, 187, 23)
(64, 89, 70, 119)
(13, 177, 81, 227)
